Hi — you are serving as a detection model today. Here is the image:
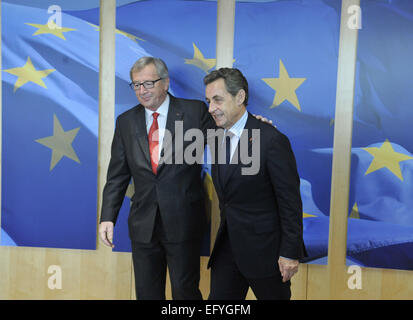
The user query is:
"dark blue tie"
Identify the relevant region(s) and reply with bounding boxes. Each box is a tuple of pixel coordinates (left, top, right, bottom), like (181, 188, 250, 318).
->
(218, 133, 232, 187)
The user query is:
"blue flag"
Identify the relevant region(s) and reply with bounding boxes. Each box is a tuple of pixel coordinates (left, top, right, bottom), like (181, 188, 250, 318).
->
(66, 0, 413, 269)
(232, 0, 342, 264)
(1, 2, 99, 249)
(232, 0, 413, 270)
(68, 0, 217, 254)
(347, 0, 413, 270)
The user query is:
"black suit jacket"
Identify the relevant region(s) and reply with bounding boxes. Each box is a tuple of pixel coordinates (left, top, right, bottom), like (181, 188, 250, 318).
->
(100, 94, 215, 243)
(208, 113, 305, 279)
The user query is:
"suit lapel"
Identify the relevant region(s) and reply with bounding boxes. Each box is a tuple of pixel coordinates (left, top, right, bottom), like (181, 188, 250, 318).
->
(134, 105, 152, 171)
(221, 113, 254, 189)
(157, 95, 184, 174)
(211, 136, 223, 197)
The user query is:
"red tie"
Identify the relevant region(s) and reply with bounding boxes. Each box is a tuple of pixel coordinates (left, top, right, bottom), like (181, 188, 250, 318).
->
(148, 112, 160, 174)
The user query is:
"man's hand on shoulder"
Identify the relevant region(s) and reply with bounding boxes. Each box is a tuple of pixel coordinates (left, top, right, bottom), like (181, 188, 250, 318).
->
(252, 114, 276, 127)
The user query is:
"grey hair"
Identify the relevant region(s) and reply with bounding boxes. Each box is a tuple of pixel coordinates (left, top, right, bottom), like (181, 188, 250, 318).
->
(129, 56, 169, 81)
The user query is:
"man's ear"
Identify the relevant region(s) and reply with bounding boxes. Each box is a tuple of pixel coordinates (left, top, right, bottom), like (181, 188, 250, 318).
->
(163, 77, 170, 91)
(236, 89, 246, 106)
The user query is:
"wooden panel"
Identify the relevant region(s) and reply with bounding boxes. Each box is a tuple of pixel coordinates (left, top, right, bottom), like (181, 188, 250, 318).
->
(307, 264, 329, 299)
(380, 268, 413, 299)
(306, 262, 413, 299)
(327, 0, 359, 299)
(0, 245, 132, 299)
(216, 0, 235, 69)
(291, 263, 308, 300)
(335, 265, 382, 300)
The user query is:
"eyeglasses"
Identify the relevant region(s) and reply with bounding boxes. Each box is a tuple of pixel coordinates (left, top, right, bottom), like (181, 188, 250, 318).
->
(129, 78, 162, 91)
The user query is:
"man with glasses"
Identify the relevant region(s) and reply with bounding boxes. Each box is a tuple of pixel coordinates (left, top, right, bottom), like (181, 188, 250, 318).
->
(99, 56, 213, 300)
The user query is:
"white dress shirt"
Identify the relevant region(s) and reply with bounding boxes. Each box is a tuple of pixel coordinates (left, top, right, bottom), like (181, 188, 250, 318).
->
(224, 110, 248, 162)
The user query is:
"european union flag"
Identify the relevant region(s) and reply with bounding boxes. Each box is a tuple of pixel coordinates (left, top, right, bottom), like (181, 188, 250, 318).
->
(232, 0, 413, 270)
(68, 0, 217, 254)
(1, 2, 99, 249)
(231, 0, 342, 264)
(347, 0, 413, 270)
(66, 0, 413, 268)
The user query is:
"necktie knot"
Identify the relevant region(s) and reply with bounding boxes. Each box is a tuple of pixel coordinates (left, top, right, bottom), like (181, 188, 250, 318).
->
(225, 130, 234, 140)
(152, 112, 159, 120)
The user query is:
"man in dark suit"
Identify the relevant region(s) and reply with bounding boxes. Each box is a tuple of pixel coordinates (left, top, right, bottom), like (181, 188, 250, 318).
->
(204, 68, 305, 300)
(99, 57, 214, 300)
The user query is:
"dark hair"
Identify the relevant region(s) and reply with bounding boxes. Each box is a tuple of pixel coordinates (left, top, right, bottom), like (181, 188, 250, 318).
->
(204, 68, 249, 106)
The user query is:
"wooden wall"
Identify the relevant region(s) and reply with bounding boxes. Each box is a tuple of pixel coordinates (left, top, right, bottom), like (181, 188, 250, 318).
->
(1, 0, 413, 300)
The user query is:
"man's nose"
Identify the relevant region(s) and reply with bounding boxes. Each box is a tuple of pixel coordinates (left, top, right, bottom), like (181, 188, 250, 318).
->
(208, 102, 216, 114)
(138, 84, 148, 94)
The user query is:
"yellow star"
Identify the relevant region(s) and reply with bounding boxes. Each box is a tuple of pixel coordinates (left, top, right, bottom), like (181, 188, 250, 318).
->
(3, 57, 55, 93)
(35, 114, 80, 171)
(87, 23, 144, 42)
(362, 139, 413, 181)
(25, 21, 76, 40)
(203, 172, 214, 201)
(116, 28, 145, 42)
(126, 181, 135, 199)
(349, 203, 360, 219)
(184, 43, 216, 73)
(262, 59, 306, 111)
(303, 212, 317, 218)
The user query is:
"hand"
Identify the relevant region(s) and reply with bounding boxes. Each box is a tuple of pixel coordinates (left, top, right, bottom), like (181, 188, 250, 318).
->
(99, 221, 115, 248)
(252, 114, 275, 126)
(278, 257, 299, 282)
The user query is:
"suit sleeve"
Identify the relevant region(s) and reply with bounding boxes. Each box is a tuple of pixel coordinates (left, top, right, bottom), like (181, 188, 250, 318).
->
(266, 131, 304, 260)
(100, 117, 132, 225)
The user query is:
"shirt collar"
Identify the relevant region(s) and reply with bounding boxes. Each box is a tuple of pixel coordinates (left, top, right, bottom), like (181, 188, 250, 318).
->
(144, 94, 170, 119)
(226, 110, 248, 138)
